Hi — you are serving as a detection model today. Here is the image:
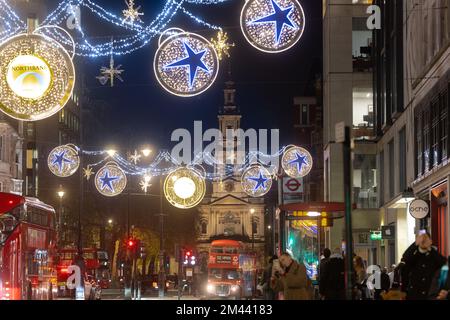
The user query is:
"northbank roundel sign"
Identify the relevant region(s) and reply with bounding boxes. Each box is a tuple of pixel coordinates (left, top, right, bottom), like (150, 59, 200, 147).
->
(408, 199, 429, 219)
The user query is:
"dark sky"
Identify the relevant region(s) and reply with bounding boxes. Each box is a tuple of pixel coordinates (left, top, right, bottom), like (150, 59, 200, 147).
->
(71, 0, 323, 151)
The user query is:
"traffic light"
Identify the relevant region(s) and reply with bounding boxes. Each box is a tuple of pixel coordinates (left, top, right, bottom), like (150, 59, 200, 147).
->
(183, 249, 196, 266)
(127, 238, 136, 249)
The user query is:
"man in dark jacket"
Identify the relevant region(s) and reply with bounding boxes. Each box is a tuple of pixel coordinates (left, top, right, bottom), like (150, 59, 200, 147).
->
(319, 248, 345, 300)
(401, 232, 446, 300)
(318, 248, 331, 298)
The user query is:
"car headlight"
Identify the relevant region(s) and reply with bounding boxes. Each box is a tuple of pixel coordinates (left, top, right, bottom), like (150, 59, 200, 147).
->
(231, 285, 239, 293)
(207, 284, 214, 293)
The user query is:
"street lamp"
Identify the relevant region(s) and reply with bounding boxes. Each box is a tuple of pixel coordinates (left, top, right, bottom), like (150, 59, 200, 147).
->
(57, 187, 65, 245)
(142, 148, 152, 157)
(108, 219, 113, 225)
(107, 149, 117, 157)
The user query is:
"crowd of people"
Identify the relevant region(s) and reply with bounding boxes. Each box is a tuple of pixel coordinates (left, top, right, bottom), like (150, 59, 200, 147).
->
(259, 232, 450, 300)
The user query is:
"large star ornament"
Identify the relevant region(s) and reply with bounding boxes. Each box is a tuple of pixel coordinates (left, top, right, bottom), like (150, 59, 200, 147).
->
(248, 171, 269, 191)
(165, 42, 210, 88)
(52, 151, 74, 173)
(250, 0, 297, 44)
(99, 170, 120, 192)
(288, 152, 308, 173)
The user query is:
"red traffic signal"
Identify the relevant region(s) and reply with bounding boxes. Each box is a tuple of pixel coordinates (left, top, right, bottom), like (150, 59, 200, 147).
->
(127, 238, 137, 249)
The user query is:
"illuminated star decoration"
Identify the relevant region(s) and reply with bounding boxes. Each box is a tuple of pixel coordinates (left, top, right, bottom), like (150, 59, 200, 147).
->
(288, 152, 308, 173)
(97, 54, 124, 87)
(164, 42, 209, 88)
(83, 166, 95, 181)
(99, 170, 120, 192)
(211, 30, 234, 60)
(122, 0, 144, 24)
(129, 150, 142, 165)
(52, 150, 74, 173)
(248, 171, 269, 191)
(250, 0, 297, 44)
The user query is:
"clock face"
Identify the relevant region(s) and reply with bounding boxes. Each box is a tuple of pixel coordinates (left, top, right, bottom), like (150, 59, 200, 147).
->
(225, 181, 234, 192)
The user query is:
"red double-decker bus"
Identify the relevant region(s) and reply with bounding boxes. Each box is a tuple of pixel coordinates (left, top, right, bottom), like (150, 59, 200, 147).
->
(57, 247, 111, 296)
(206, 240, 256, 300)
(0, 193, 57, 300)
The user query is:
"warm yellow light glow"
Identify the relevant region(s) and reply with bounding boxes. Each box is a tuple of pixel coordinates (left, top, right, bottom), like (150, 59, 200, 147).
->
(107, 149, 117, 157)
(250, 208, 256, 214)
(144, 175, 151, 183)
(307, 211, 321, 217)
(173, 177, 196, 199)
(142, 149, 152, 157)
(57, 191, 65, 198)
(108, 219, 113, 224)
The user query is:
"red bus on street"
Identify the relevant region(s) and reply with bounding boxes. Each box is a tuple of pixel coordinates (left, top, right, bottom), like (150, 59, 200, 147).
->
(0, 193, 58, 300)
(206, 240, 256, 300)
(57, 247, 111, 296)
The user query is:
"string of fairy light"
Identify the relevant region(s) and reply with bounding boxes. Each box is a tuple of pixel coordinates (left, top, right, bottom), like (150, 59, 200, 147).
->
(0, 0, 231, 57)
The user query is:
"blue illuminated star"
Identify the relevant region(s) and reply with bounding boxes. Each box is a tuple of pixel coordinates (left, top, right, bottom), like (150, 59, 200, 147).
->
(248, 172, 269, 191)
(165, 42, 210, 88)
(250, 0, 297, 44)
(99, 170, 120, 192)
(288, 152, 308, 172)
(52, 150, 74, 173)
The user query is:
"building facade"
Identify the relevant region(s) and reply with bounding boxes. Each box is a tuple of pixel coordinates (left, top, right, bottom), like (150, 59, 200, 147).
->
(197, 80, 266, 269)
(323, 0, 379, 265)
(374, 0, 450, 266)
(0, 116, 23, 195)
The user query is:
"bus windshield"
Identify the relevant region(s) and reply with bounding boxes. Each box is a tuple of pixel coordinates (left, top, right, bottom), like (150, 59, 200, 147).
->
(209, 268, 240, 280)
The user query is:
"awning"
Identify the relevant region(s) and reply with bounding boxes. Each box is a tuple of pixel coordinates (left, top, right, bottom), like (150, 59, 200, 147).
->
(279, 202, 356, 220)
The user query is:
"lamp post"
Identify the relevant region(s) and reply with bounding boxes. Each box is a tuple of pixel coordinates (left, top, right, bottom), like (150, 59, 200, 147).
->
(57, 187, 65, 246)
(250, 208, 255, 251)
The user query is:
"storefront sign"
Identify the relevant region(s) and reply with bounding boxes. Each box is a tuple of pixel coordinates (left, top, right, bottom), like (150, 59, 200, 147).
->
(381, 226, 396, 240)
(408, 199, 429, 219)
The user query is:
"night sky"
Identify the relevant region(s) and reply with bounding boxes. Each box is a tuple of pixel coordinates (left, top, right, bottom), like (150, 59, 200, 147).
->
(72, 0, 323, 151)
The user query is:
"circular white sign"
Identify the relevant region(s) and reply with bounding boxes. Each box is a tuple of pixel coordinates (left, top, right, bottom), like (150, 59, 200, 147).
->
(6, 55, 52, 100)
(408, 199, 429, 219)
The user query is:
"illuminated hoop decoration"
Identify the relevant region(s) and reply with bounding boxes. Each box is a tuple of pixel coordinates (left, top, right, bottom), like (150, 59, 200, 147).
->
(48, 144, 80, 178)
(154, 28, 219, 97)
(241, 164, 273, 197)
(0, 26, 75, 121)
(281, 146, 313, 178)
(240, 0, 305, 53)
(164, 167, 206, 209)
(95, 162, 128, 197)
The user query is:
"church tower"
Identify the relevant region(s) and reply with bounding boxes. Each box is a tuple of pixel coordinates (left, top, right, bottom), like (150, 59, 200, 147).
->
(196, 77, 265, 270)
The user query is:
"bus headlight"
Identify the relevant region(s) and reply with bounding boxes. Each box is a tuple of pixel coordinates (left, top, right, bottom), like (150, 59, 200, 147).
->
(207, 284, 214, 293)
(231, 285, 239, 293)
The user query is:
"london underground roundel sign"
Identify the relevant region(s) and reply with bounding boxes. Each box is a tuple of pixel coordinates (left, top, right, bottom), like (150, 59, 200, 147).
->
(408, 199, 429, 219)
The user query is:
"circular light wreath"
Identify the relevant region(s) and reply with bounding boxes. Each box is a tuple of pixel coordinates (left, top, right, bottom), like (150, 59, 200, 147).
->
(95, 162, 128, 197)
(164, 167, 206, 209)
(282, 146, 313, 178)
(0, 32, 75, 121)
(48, 144, 80, 178)
(241, 164, 273, 197)
(154, 29, 219, 97)
(240, 0, 305, 53)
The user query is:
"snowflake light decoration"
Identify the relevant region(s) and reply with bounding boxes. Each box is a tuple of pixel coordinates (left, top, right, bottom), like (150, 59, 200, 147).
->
(97, 54, 124, 87)
(139, 175, 152, 193)
(122, 0, 144, 25)
(129, 150, 142, 165)
(211, 30, 234, 61)
(83, 166, 95, 180)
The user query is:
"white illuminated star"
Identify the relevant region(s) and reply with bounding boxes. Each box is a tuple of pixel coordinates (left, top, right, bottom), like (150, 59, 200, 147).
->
(129, 150, 142, 165)
(97, 54, 124, 87)
(122, 0, 144, 24)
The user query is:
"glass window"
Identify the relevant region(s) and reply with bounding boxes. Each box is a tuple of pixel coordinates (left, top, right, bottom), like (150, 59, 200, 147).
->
(379, 150, 384, 205)
(389, 140, 395, 199)
(353, 154, 377, 208)
(441, 90, 448, 161)
(399, 127, 406, 192)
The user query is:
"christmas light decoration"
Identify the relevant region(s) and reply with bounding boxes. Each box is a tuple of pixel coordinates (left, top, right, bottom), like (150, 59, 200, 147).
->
(211, 30, 234, 60)
(129, 150, 142, 165)
(240, 0, 305, 53)
(48, 144, 80, 177)
(164, 167, 206, 209)
(241, 164, 273, 197)
(0, 0, 228, 58)
(0, 32, 75, 121)
(83, 166, 95, 180)
(122, 0, 144, 25)
(281, 145, 313, 178)
(97, 54, 124, 87)
(154, 28, 219, 97)
(95, 162, 128, 197)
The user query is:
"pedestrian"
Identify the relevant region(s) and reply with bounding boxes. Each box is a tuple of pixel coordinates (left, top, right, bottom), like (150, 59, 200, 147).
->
(270, 252, 313, 300)
(318, 248, 331, 300)
(353, 255, 367, 300)
(381, 264, 406, 300)
(428, 256, 450, 300)
(373, 266, 390, 300)
(319, 247, 345, 300)
(259, 255, 277, 300)
(401, 232, 446, 300)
